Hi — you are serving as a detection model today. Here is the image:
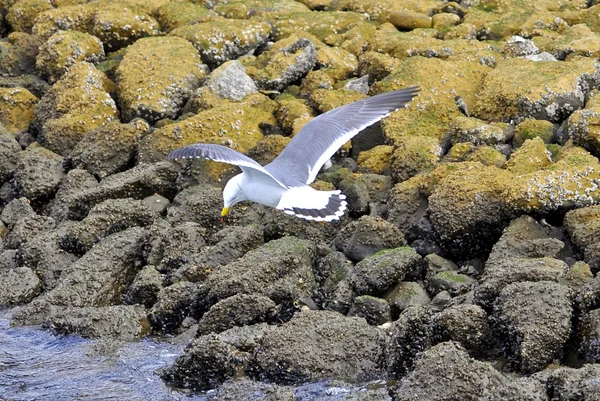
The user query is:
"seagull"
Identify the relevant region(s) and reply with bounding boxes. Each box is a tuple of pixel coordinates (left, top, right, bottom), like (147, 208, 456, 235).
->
(168, 87, 420, 222)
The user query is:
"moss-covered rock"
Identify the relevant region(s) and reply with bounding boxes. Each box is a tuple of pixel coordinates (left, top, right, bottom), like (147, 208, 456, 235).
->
(275, 95, 315, 136)
(513, 119, 554, 148)
(533, 24, 600, 60)
(0, 32, 43, 76)
(447, 116, 513, 146)
(357, 51, 402, 84)
(116, 36, 206, 122)
(337, 0, 441, 23)
(473, 58, 599, 123)
(154, 1, 213, 32)
(357, 145, 393, 174)
(390, 135, 442, 182)
(169, 17, 271, 67)
(0, 87, 38, 135)
(213, 0, 309, 19)
(273, 11, 365, 41)
(568, 105, 600, 157)
(34, 62, 118, 156)
(464, 145, 507, 168)
(5, 0, 53, 33)
(505, 137, 553, 175)
(36, 30, 105, 83)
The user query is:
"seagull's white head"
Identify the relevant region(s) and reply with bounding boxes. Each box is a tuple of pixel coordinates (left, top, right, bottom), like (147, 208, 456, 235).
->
(221, 173, 246, 218)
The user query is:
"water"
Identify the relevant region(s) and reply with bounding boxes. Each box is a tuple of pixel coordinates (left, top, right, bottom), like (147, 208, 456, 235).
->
(0, 308, 390, 400)
(0, 308, 207, 401)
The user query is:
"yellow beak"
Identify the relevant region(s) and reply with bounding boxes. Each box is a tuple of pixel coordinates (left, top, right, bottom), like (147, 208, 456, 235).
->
(221, 207, 230, 217)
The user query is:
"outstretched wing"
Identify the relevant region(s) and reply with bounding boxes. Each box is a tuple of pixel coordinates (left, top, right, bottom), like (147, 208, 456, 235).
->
(265, 87, 420, 185)
(168, 143, 287, 188)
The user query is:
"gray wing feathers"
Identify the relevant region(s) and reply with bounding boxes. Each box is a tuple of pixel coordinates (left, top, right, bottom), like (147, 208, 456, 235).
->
(266, 87, 420, 185)
(168, 143, 286, 187)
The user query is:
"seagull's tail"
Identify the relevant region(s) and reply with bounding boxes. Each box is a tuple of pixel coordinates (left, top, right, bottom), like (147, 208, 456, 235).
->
(276, 187, 347, 222)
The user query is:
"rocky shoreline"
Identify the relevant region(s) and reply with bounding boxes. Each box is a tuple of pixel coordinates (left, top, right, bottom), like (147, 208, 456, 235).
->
(1, 0, 600, 399)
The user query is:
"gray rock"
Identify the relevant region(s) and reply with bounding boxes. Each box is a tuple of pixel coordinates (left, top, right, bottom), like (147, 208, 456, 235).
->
(0, 249, 18, 269)
(199, 236, 316, 317)
(0, 266, 41, 306)
(385, 306, 431, 378)
(161, 334, 239, 391)
(564, 205, 600, 269)
(252, 37, 317, 91)
(578, 308, 600, 363)
(338, 174, 392, 215)
(424, 253, 458, 279)
(123, 265, 164, 308)
(149, 281, 198, 334)
(205, 60, 257, 101)
(141, 194, 170, 215)
(3, 214, 55, 249)
(335, 215, 407, 262)
(0, 75, 51, 98)
(344, 75, 370, 94)
(44, 305, 150, 340)
(209, 378, 295, 401)
(525, 51, 557, 62)
(543, 364, 600, 401)
(60, 198, 159, 254)
(503, 36, 539, 57)
(429, 290, 452, 312)
(492, 281, 572, 373)
(447, 117, 513, 146)
(350, 247, 421, 296)
(385, 281, 430, 315)
(390, 341, 547, 401)
(217, 322, 277, 352)
(253, 309, 386, 383)
(14, 146, 64, 202)
(0, 132, 20, 183)
(198, 293, 277, 335)
(347, 295, 391, 325)
(574, 276, 600, 314)
(11, 227, 146, 325)
(0, 197, 35, 228)
(20, 221, 78, 290)
(48, 169, 98, 222)
(431, 304, 497, 358)
(51, 162, 178, 221)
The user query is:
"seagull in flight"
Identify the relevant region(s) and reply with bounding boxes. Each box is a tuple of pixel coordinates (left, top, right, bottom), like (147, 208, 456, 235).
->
(168, 87, 420, 222)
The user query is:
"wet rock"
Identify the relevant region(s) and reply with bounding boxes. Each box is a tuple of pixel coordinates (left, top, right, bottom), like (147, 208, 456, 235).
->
(12, 227, 146, 326)
(3, 214, 55, 249)
(161, 333, 239, 391)
(544, 364, 600, 400)
(165, 185, 222, 231)
(33, 62, 118, 156)
(149, 281, 198, 334)
(14, 146, 64, 203)
(36, 30, 104, 84)
(69, 120, 145, 179)
(338, 173, 392, 215)
(564, 205, 600, 268)
(347, 295, 391, 325)
(385, 306, 431, 378)
(428, 164, 512, 258)
(473, 58, 597, 123)
(350, 247, 421, 296)
(316, 250, 354, 314)
(60, 198, 159, 255)
(116, 36, 205, 122)
(0, 132, 21, 183)
(123, 265, 163, 308)
(0, 32, 42, 76)
(335, 215, 407, 262)
(205, 60, 257, 101)
(0, 266, 42, 306)
(578, 308, 600, 363)
(44, 305, 150, 340)
(244, 36, 317, 91)
(0, 87, 38, 136)
(51, 162, 177, 221)
(253, 309, 385, 383)
(146, 221, 208, 274)
(492, 281, 572, 373)
(171, 224, 263, 283)
(385, 281, 430, 316)
(198, 294, 277, 335)
(513, 119, 554, 148)
(198, 236, 316, 316)
(0, 197, 35, 228)
(428, 271, 475, 297)
(390, 341, 547, 401)
(209, 378, 295, 401)
(431, 304, 496, 358)
(170, 17, 271, 67)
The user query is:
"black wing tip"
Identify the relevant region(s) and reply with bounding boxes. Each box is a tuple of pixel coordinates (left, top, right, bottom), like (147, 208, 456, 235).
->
(284, 192, 348, 222)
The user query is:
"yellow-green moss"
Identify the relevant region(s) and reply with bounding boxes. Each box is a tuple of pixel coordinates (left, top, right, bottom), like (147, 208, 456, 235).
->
(0, 87, 38, 135)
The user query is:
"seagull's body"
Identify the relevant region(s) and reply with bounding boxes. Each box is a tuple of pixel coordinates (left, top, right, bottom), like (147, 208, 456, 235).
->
(169, 87, 420, 222)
